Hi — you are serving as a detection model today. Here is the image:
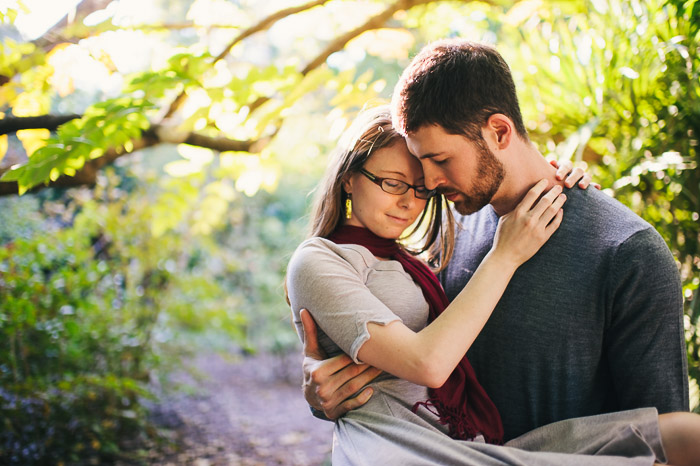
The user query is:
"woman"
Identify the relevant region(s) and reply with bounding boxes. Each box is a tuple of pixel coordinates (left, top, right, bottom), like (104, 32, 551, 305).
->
(286, 105, 699, 465)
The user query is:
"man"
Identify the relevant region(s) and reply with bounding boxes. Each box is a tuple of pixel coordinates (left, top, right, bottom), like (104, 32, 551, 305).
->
(300, 39, 688, 442)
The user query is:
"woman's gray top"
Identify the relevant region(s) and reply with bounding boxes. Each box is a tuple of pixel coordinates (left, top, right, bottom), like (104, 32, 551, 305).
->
(286, 237, 664, 465)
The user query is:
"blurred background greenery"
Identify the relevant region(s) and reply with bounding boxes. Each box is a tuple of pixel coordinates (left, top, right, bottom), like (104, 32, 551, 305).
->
(0, 0, 698, 463)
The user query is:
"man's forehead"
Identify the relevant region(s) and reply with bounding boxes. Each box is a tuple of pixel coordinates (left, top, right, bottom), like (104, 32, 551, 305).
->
(403, 134, 425, 158)
(405, 129, 445, 159)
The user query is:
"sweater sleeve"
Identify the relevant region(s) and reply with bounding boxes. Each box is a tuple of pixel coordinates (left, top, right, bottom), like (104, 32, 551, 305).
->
(287, 239, 402, 363)
(605, 228, 689, 413)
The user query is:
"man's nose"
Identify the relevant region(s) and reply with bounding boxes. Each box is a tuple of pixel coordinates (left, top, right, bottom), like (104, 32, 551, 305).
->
(423, 168, 442, 191)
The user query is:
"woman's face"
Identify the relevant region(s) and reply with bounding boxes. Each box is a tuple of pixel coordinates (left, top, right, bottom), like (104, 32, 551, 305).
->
(343, 139, 428, 239)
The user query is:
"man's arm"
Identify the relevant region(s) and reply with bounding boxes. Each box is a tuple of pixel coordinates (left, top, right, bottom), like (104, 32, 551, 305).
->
(300, 309, 382, 420)
(606, 228, 689, 412)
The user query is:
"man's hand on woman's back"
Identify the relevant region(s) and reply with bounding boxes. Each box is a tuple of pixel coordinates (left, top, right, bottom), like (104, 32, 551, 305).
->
(300, 309, 382, 420)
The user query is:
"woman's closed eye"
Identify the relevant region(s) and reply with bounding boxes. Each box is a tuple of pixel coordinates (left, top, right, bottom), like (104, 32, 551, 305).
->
(384, 179, 403, 189)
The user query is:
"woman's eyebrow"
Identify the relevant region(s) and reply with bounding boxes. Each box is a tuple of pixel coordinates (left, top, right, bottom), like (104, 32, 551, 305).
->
(376, 169, 425, 182)
(373, 168, 407, 177)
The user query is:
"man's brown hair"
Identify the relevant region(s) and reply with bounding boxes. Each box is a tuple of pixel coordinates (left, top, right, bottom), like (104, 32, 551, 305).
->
(392, 39, 528, 142)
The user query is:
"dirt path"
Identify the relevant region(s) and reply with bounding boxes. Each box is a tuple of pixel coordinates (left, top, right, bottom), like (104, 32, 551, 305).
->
(148, 350, 333, 465)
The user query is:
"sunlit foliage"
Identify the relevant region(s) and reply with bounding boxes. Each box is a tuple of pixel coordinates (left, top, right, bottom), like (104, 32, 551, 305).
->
(502, 0, 700, 401)
(0, 0, 698, 462)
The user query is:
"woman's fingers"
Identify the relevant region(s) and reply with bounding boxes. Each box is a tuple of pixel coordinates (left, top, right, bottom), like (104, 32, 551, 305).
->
(540, 192, 566, 225)
(492, 179, 568, 266)
(518, 179, 550, 211)
(528, 183, 564, 219)
(552, 159, 573, 180)
(544, 207, 564, 235)
(563, 167, 585, 188)
(551, 159, 600, 190)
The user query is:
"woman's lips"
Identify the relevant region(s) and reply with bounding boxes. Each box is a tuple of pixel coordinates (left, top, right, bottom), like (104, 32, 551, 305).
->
(387, 214, 409, 223)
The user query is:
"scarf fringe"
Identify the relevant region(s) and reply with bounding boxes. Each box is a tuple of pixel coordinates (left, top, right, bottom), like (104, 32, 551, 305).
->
(412, 398, 503, 445)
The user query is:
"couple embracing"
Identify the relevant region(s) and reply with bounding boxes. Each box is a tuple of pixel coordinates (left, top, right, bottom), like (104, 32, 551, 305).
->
(286, 39, 698, 465)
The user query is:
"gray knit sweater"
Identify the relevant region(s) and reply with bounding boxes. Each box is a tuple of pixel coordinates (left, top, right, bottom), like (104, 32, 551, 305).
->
(440, 186, 688, 441)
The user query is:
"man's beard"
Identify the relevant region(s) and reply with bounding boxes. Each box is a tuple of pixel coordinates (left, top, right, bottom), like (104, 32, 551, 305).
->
(452, 143, 505, 215)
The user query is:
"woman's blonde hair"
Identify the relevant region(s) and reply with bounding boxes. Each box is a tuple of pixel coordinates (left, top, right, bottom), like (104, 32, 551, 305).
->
(308, 104, 454, 271)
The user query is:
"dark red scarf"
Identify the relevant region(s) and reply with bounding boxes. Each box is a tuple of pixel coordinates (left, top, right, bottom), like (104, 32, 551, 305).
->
(327, 225, 503, 444)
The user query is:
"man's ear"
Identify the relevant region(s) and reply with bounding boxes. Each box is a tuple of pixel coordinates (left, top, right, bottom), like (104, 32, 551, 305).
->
(484, 114, 513, 150)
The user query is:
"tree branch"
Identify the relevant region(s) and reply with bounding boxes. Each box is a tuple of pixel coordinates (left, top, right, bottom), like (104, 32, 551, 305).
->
(182, 132, 257, 152)
(248, 0, 434, 114)
(214, 0, 331, 63)
(127, 22, 249, 31)
(161, 0, 331, 121)
(0, 122, 264, 196)
(0, 134, 152, 196)
(0, 0, 511, 197)
(0, 0, 115, 85)
(300, 0, 433, 76)
(0, 114, 260, 152)
(0, 114, 82, 135)
(32, 0, 115, 52)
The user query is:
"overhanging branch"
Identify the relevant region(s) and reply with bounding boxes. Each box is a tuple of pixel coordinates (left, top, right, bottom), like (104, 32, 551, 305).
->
(0, 0, 115, 85)
(301, 0, 433, 76)
(183, 132, 257, 152)
(33, 0, 115, 52)
(214, 0, 331, 63)
(249, 0, 433, 114)
(0, 114, 82, 135)
(161, 0, 331, 121)
(0, 123, 266, 196)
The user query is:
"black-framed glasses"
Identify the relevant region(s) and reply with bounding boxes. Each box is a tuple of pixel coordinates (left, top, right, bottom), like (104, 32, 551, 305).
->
(359, 168, 436, 200)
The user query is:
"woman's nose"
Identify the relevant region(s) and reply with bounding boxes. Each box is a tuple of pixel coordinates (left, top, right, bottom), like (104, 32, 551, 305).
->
(397, 189, 415, 208)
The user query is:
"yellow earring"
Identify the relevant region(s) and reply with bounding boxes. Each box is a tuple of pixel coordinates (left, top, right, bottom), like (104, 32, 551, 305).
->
(345, 195, 352, 219)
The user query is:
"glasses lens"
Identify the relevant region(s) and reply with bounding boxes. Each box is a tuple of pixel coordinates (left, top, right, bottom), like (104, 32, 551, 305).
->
(381, 179, 409, 195)
(415, 187, 436, 199)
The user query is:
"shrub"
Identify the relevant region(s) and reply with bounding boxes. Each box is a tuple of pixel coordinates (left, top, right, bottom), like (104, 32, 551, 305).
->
(0, 225, 156, 463)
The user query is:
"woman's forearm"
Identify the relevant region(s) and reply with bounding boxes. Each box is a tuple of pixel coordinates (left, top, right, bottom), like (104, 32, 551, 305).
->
(358, 250, 518, 387)
(416, 250, 517, 384)
(357, 180, 564, 387)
